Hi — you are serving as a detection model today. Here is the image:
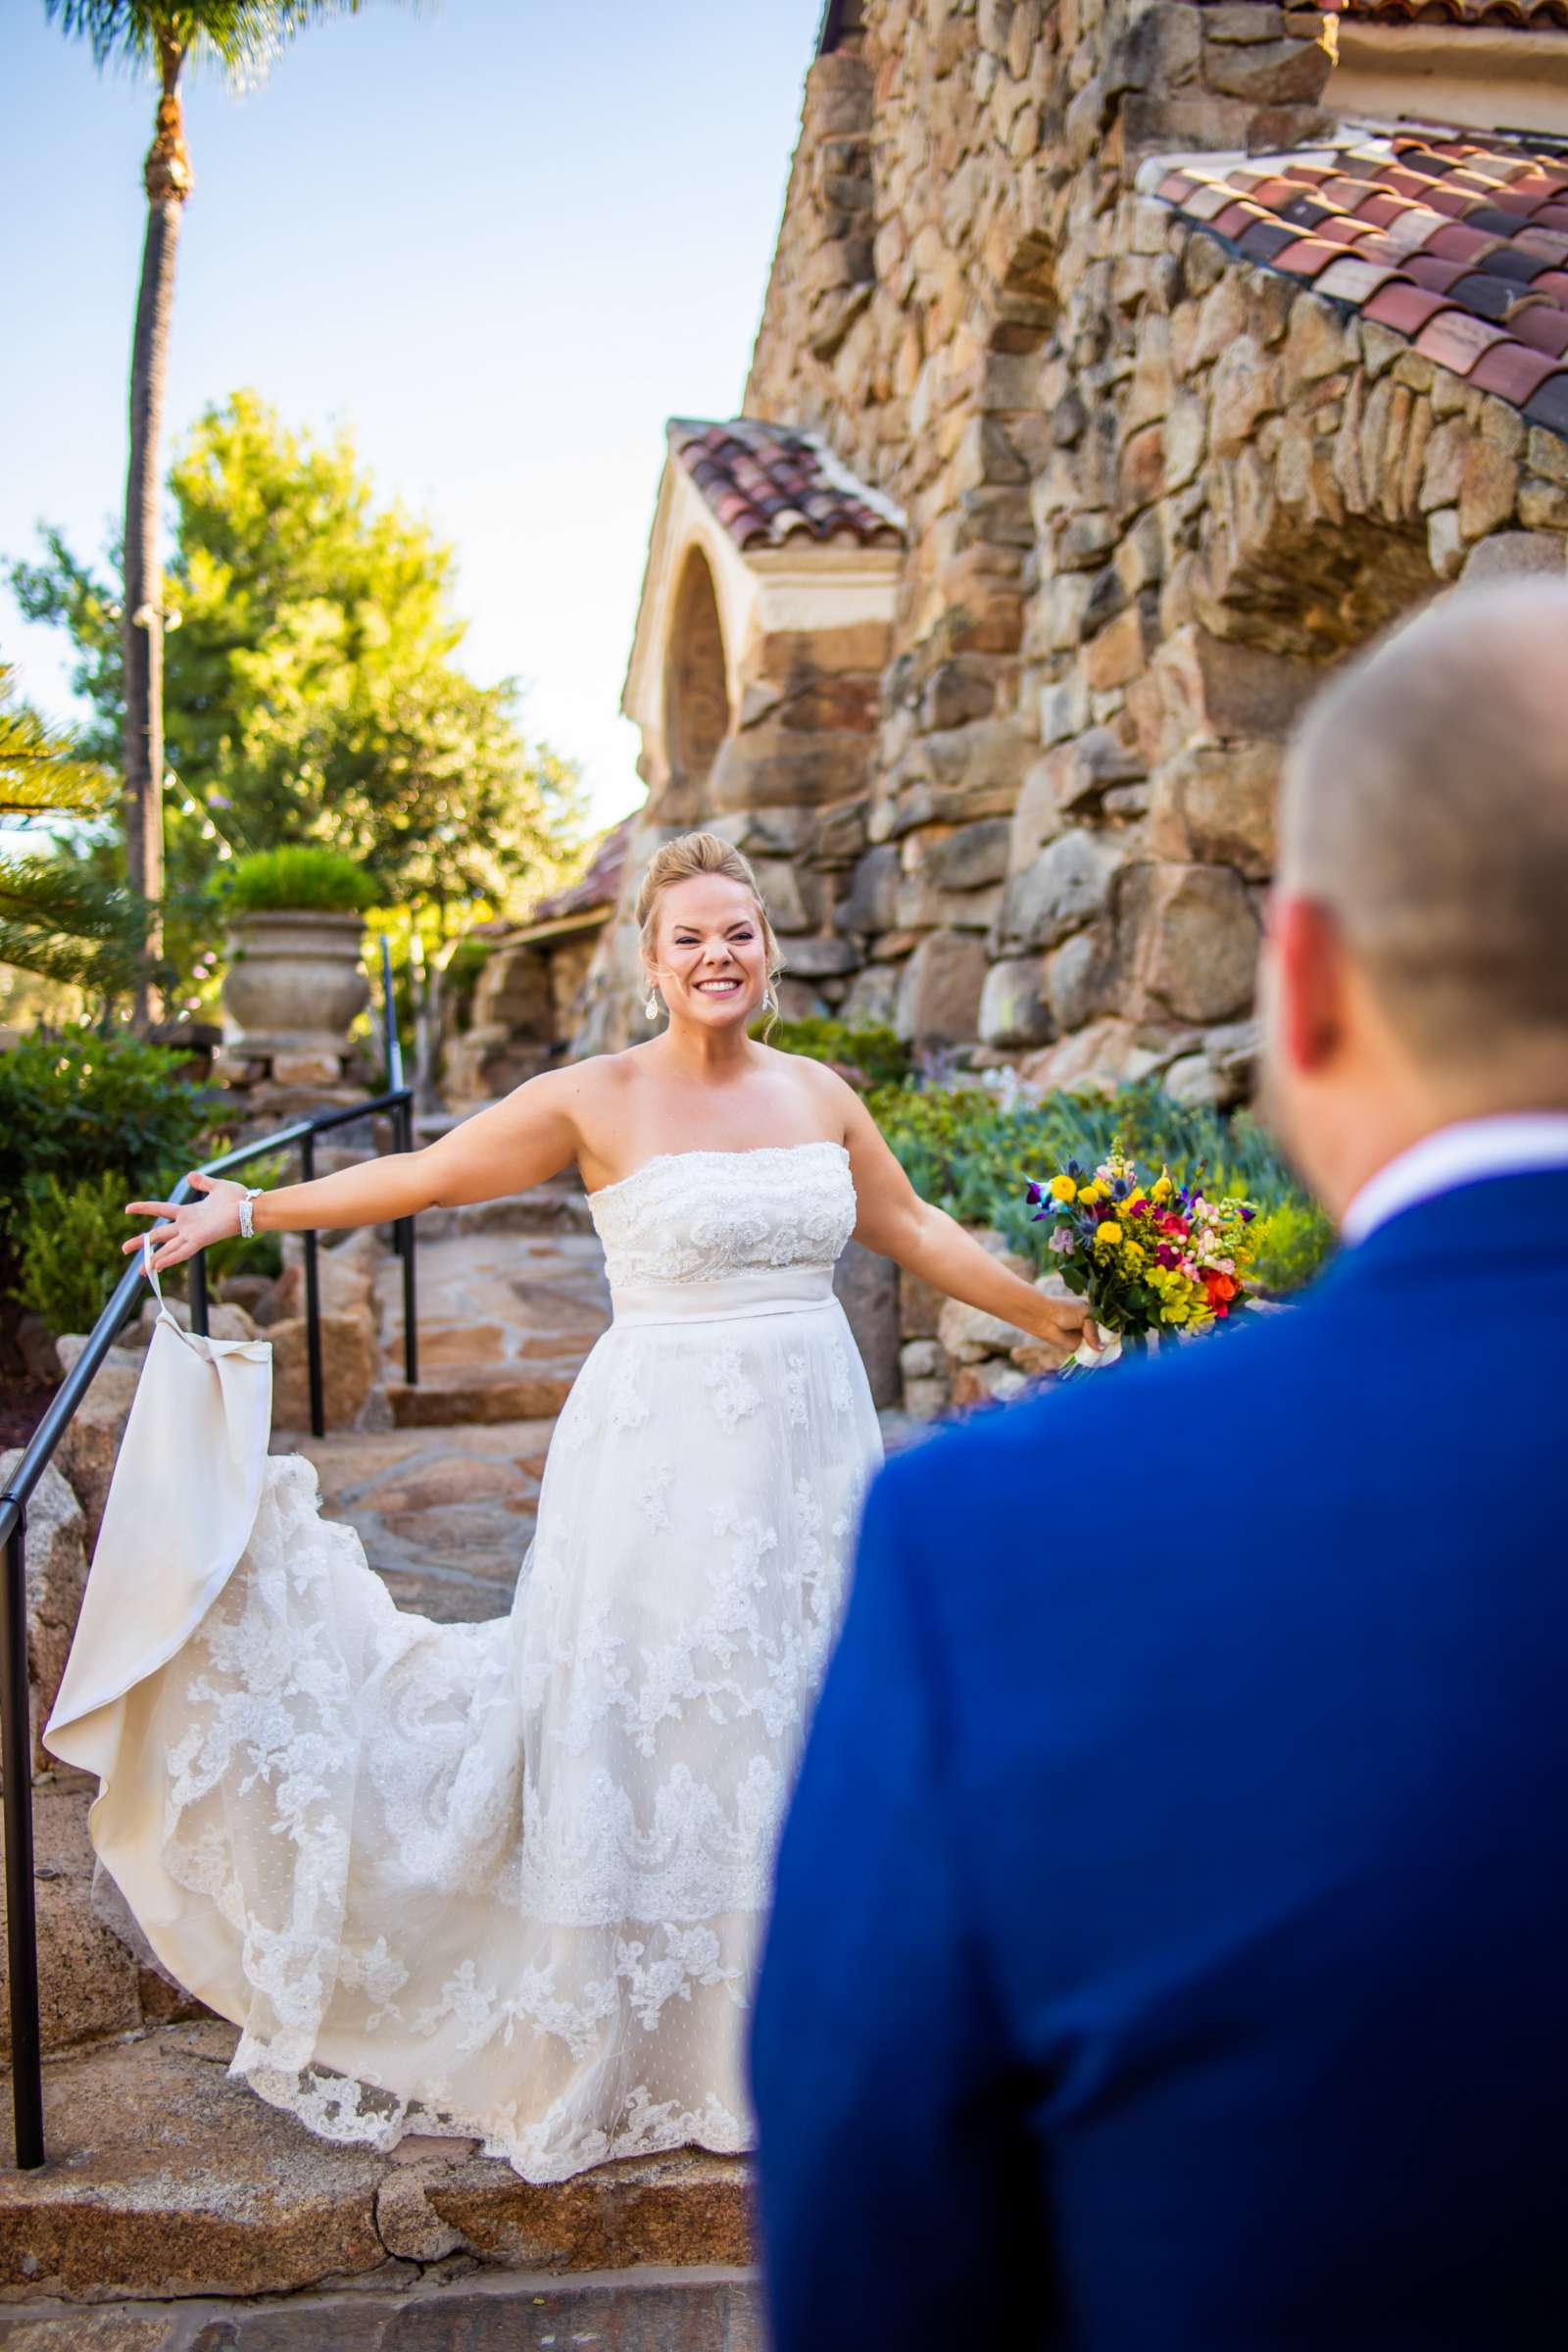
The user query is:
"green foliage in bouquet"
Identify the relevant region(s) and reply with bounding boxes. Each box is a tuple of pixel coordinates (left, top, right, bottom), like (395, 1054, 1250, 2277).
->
(760, 1018, 913, 1090)
(220, 845, 378, 916)
(13, 1171, 132, 1338)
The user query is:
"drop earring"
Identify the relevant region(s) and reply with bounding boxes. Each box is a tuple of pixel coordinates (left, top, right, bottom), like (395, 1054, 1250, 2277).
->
(645, 986, 660, 1021)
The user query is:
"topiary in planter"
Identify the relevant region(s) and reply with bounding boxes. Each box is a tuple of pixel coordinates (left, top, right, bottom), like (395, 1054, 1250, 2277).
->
(218, 850, 378, 1059)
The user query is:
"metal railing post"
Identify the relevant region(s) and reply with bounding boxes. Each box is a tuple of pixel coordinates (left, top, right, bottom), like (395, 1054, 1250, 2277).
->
(395, 1096, 418, 1390)
(300, 1132, 325, 1441)
(0, 1500, 44, 2170)
(189, 1248, 210, 1339)
(380, 935, 403, 1092)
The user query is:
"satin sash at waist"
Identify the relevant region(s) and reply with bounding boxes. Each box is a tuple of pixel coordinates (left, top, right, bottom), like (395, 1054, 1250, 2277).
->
(610, 1265, 838, 1329)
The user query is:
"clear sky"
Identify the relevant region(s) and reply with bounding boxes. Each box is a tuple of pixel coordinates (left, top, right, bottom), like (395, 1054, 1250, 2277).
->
(2, 0, 824, 831)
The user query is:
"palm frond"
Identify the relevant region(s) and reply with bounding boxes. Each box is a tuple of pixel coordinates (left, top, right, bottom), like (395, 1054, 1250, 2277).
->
(44, 2, 371, 86)
(0, 851, 135, 939)
(0, 671, 115, 819)
(0, 919, 140, 992)
(0, 846, 142, 990)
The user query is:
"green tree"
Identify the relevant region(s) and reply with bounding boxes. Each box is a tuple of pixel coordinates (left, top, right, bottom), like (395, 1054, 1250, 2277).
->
(14, 393, 588, 1084)
(0, 663, 139, 999)
(42, 1, 376, 1021)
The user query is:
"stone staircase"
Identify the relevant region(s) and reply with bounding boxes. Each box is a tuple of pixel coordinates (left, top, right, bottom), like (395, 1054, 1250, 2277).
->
(0, 1193, 761, 2345)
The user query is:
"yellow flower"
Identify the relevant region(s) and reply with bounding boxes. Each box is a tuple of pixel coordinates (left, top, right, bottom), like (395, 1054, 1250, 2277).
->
(1152, 1174, 1174, 1203)
(1050, 1174, 1077, 1203)
(1079, 1180, 1103, 1205)
(1120, 1239, 1146, 1268)
(1095, 1221, 1123, 1249)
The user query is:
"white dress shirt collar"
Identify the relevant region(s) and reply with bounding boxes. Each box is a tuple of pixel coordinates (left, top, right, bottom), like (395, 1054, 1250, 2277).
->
(1341, 1113, 1568, 1247)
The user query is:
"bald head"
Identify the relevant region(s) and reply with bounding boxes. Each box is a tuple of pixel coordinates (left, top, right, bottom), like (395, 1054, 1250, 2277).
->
(1281, 578, 1568, 1084)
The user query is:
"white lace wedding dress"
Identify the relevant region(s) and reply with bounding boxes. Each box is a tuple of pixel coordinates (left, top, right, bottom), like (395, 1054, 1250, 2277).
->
(46, 1140, 883, 2181)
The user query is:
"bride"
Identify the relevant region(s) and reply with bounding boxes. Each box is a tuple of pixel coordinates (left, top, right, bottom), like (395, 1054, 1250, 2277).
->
(48, 830, 1086, 2183)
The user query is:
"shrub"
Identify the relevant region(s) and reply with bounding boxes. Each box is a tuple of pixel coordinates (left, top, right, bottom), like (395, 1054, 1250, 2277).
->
(0, 1027, 219, 1327)
(0, 1028, 216, 1218)
(1249, 1196, 1337, 1296)
(220, 845, 378, 915)
(14, 1171, 134, 1337)
(866, 1075, 1336, 1293)
(761, 1018, 913, 1090)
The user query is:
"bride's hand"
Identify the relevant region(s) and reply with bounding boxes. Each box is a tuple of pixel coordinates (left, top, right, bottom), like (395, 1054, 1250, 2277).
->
(1034, 1293, 1099, 1352)
(122, 1172, 248, 1271)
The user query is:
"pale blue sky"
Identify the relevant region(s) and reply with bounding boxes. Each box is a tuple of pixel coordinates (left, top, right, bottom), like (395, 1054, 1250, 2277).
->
(2, 0, 824, 828)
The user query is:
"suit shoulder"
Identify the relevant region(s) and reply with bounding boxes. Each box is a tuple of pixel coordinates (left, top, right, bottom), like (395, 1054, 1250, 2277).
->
(871, 1298, 1334, 1548)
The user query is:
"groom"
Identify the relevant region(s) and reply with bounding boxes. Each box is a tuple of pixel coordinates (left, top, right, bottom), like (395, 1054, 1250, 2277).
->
(751, 578, 1568, 2349)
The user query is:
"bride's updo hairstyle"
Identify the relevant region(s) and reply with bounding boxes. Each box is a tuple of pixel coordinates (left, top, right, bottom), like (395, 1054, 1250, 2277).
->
(636, 831, 785, 1037)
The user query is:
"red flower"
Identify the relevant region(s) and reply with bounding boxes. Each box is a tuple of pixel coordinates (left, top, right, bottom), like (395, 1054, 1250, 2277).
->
(1202, 1269, 1239, 1319)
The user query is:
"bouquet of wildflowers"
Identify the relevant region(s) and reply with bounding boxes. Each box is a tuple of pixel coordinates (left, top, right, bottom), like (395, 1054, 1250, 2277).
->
(1025, 1146, 1259, 1374)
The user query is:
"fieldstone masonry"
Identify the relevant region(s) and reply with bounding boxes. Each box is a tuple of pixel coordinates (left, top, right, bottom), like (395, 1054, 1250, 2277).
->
(579, 0, 1568, 1102)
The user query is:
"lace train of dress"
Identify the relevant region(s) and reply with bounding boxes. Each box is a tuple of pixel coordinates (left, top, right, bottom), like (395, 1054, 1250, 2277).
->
(45, 1140, 883, 2182)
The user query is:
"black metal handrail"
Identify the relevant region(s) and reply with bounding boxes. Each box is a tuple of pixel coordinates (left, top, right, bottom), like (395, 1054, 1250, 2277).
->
(0, 936, 418, 2169)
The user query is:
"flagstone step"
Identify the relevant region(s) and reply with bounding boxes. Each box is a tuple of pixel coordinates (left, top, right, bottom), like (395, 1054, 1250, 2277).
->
(0, 2023, 753, 2309)
(0, 1774, 211, 2064)
(386, 1368, 580, 1427)
(0, 2263, 762, 2348)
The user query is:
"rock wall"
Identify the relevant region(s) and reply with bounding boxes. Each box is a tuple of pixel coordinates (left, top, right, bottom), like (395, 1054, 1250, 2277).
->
(693, 0, 1568, 1099)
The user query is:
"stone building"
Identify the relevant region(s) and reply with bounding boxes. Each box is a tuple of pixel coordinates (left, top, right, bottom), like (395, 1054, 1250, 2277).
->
(571, 0, 1568, 1102)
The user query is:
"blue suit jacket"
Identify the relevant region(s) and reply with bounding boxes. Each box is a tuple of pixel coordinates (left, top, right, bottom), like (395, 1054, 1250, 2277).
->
(751, 1173, 1568, 2350)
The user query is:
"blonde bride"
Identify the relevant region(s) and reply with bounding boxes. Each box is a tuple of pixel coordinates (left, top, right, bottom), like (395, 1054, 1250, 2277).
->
(47, 831, 1086, 2182)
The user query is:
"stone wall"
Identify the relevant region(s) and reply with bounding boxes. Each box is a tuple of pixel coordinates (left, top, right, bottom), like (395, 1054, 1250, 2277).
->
(624, 0, 1568, 1100)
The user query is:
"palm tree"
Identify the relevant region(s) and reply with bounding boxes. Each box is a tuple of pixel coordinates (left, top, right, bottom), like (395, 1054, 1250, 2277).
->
(0, 664, 140, 995)
(43, 2, 370, 1022)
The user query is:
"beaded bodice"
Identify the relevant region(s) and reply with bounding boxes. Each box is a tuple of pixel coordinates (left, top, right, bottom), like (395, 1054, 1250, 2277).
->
(586, 1141, 858, 1290)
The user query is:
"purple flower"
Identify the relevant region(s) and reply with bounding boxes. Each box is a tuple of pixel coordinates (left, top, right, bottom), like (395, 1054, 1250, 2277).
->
(1026, 1180, 1043, 1204)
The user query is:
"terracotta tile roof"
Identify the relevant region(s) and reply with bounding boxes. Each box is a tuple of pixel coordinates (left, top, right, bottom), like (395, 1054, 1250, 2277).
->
(668, 419, 906, 554)
(1324, 0, 1568, 25)
(526, 816, 631, 928)
(1144, 128, 1568, 439)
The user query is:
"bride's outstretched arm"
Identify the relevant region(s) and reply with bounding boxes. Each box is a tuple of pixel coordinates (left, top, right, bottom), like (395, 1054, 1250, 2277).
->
(838, 1083, 1090, 1350)
(124, 1066, 589, 1272)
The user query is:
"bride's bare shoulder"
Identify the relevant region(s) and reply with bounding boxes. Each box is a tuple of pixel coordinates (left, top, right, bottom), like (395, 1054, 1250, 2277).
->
(756, 1039, 860, 1138)
(530, 1047, 656, 1179)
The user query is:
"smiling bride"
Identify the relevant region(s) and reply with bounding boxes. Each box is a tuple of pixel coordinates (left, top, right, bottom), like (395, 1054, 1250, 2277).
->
(46, 831, 1087, 2183)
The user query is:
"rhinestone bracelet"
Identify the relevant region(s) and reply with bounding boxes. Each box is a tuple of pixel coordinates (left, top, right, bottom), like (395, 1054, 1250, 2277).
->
(238, 1186, 263, 1242)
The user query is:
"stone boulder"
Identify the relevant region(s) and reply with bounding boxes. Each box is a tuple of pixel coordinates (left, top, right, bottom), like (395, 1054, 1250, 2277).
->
(0, 1452, 87, 1773)
(979, 955, 1054, 1049)
(951, 1359, 1030, 1409)
(834, 1240, 902, 1408)
(1113, 861, 1260, 1024)
(1148, 742, 1279, 880)
(0, 1773, 142, 2059)
(894, 929, 989, 1044)
(52, 1341, 144, 1551)
(1003, 828, 1123, 953)
(269, 1309, 381, 1434)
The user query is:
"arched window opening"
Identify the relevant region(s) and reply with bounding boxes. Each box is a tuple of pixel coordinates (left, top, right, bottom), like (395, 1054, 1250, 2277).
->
(663, 548, 730, 793)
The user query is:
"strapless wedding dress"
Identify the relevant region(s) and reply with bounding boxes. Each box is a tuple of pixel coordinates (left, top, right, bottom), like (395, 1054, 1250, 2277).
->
(45, 1140, 883, 2182)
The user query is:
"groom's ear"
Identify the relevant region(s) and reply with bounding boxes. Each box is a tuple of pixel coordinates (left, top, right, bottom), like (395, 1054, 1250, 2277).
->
(1269, 894, 1348, 1077)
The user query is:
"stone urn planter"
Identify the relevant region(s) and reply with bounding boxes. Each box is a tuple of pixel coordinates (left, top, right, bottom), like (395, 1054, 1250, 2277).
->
(221, 908, 370, 1075)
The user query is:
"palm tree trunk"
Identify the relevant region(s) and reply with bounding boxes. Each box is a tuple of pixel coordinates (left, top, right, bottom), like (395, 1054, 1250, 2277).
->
(122, 42, 191, 1028)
